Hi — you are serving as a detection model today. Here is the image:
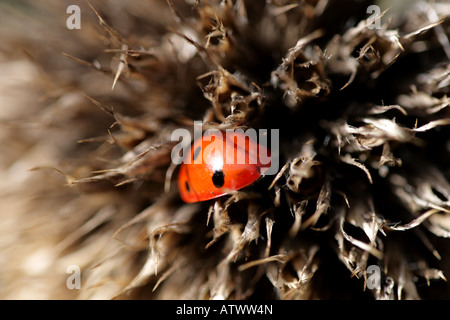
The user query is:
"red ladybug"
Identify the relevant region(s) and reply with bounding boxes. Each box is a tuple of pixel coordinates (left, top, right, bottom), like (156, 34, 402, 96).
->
(178, 131, 271, 203)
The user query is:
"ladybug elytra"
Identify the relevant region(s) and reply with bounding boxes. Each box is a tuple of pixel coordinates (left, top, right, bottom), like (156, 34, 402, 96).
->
(178, 131, 271, 203)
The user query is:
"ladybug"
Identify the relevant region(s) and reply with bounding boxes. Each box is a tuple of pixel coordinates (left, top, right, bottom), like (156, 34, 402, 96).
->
(178, 131, 271, 203)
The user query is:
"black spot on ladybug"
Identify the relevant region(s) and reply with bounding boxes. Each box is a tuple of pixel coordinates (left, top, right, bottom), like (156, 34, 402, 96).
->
(185, 181, 190, 192)
(193, 146, 201, 161)
(212, 170, 225, 188)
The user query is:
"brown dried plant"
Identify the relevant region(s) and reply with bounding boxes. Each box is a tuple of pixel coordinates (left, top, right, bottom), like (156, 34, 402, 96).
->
(0, 0, 449, 299)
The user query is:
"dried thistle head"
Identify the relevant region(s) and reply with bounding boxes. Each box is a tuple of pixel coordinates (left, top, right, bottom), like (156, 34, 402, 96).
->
(0, 0, 449, 300)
